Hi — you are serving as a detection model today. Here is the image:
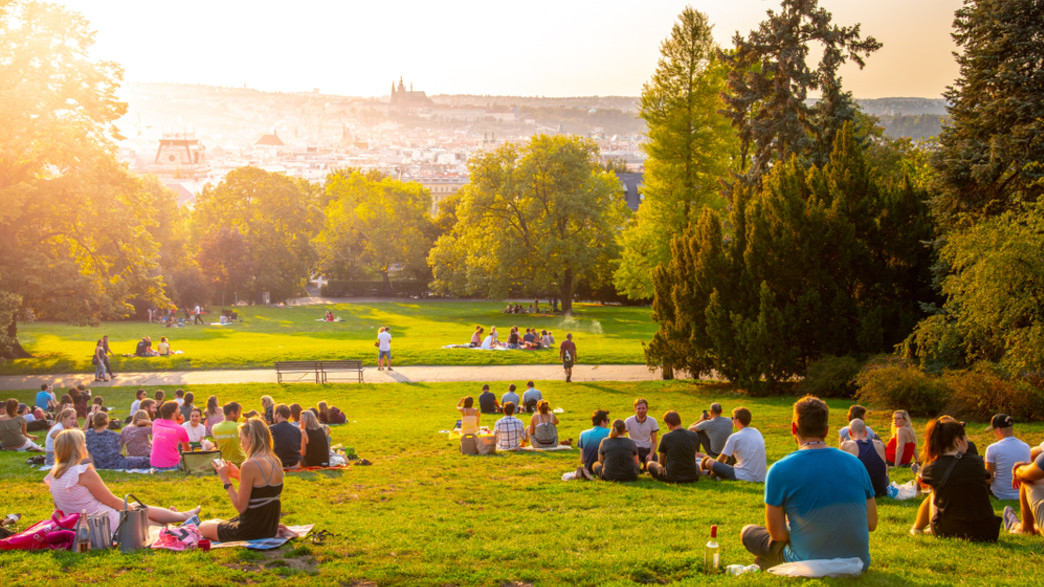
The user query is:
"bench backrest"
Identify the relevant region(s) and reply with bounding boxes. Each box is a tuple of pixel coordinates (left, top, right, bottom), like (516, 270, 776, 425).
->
(320, 360, 363, 369)
(275, 361, 319, 370)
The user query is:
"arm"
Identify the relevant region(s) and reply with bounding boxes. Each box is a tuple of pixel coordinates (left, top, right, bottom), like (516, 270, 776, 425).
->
(1014, 461, 1044, 485)
(300, 429, 309, 458)
(866, 497, 878, 532)
(20, 419, 37, 441)
(217, 459, 256, 514)
(551, 415, 559, 426)
(985, 461, 996, 484)
(647, 431, 658, 461)
(766, 504, 789, 543)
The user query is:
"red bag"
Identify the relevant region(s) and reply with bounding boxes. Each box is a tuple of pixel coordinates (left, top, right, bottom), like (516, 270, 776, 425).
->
(0, 510, 80, 551)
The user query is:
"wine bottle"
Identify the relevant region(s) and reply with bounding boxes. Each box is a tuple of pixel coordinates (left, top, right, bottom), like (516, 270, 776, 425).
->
(704, 525, 720, 573)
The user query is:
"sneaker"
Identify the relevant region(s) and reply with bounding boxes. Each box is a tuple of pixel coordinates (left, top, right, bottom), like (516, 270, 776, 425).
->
(387, 367, 393, 371)
(1003, 506, 1021, 533)
(578, 466, 592, 481)
(909, 527, 925, 536)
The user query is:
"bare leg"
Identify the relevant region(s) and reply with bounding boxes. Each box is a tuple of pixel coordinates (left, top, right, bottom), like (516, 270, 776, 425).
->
(146, 505, 201, 525)
(913, 494, 931, 531)
(198, 519, 221, 540)
(1019, 483, 1037, 534)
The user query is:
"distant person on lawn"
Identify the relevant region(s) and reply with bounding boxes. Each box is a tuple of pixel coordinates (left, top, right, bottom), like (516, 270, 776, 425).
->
(840, 419, 889, 498)
(741, 395, 877, 571)
(699, 407, 767, 483)
(688, 402, 732, 458)
(984, 413, 1031, 500)
(648, 411, 701, 483)
(593, 419, 640, 482)
(478, 384, 501, 414)
(470, 326, 484, 347)
(269, 404, 302, 468)
(501, 384, 520, 409)
(578, 409, 611, 474)
(521, 382, 542, 413)
(493, 402, 527, 451)
(527, 400, 559, 448)
(377, 326, 393, 371)
(36, 384, 57, 412)
(625, 398, 659, 470)
(559, 333, 577, 382)
(838, 405, 878, 445)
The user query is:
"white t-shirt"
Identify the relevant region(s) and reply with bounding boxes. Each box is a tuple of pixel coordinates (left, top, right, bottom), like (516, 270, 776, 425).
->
(130, 399, 141, 417)
(624, 415, 659, 450)
(45, 423, 67, 453)
(721, 426, 767, 482)
(839, 424, 878, 444)
(985, 436, 1032, 500)
(182, 421, 207, 443)
(481, 335, 494, 350)
(377, 330, 392, 351)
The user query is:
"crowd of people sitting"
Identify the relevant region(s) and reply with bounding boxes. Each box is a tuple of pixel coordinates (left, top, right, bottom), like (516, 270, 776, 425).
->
(469, 325, 556, 350)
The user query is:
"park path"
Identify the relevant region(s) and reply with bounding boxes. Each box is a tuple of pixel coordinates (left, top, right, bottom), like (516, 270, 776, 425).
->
(0, 364, 664, 392)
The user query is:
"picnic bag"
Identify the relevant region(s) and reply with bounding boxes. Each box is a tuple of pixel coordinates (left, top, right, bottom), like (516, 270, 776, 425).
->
(181, 450, 222, 475)
(0, 510, 79, 551)
(151, 524, 202, 551)
(460, 434, 495, 456)
(114, 494, 149, 553)
(84, 512, 112, 550)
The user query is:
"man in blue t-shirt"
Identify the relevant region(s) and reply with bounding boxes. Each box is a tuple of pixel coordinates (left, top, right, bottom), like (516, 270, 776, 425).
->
(35, 384, 56, 412)
(578, 409, 610, 473)
(741, 395, 877, 571)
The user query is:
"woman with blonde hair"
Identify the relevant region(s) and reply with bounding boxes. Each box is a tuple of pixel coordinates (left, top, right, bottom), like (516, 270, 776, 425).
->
(299, 411, 330, 467)
(261, 396, 275, 425)
(528, 399, 560, 448)
(886, 410, 919, 467)
(45, 429, 199, 539)
(199, 419, 294, 542)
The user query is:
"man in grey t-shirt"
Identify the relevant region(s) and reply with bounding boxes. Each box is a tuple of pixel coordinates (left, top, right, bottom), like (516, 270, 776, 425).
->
(688, 402, 732, 458)
(624, 398, 659, 470)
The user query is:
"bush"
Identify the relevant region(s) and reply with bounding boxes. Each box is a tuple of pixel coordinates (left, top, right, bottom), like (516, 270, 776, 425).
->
(799, 355, 864, 398)
(943, 364, 1044, 421)
(854, 362, 952, 417)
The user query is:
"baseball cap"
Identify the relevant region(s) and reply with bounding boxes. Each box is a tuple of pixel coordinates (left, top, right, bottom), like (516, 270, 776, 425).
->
(987, 414, 1014, 430)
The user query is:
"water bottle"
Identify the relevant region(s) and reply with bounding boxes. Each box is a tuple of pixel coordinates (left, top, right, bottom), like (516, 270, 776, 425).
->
(725, 564, 761, 576)
(1, 513, 20, 528)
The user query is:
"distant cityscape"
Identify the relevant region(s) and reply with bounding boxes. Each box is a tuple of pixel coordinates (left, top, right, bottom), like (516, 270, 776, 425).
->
(116, 81, 947, 211)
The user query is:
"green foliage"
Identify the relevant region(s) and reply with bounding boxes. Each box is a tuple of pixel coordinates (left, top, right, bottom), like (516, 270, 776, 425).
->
(931, 0, 1044, 228)
(943, 364, 1044, 421)
(192, 167, 322, 303)
(197, 227, 253, 308)
(141, 176, 207, 308)
(428, 135, 630, 313)
(614, 7, 736, 299)
(854, 362, 952, 417)
(799, 355, 864, 398)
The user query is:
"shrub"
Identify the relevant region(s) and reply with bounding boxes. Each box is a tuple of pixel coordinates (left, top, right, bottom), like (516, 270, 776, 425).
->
(854, 362, 952, 417)
(943, 364, 1044, 421)
(799, 355, 864, 398)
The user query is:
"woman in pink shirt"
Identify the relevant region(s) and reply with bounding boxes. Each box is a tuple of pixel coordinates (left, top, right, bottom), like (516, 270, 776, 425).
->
(150, 401, 190, 469)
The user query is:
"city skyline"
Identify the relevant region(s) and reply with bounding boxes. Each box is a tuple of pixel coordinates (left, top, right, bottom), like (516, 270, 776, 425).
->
(57, 0, 962, 99)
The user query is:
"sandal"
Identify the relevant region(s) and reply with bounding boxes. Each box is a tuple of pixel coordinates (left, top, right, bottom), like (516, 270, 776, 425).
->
(310, 529, 336, 545)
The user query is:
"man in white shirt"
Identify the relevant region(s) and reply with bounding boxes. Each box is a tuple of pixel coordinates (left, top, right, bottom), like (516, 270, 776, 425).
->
(984, 413, 1031, 500)
(377, 326, 393, 371)
(625, 398, 659, 470)
(700, 407, 767, 482)
(129, 389, 147, 419)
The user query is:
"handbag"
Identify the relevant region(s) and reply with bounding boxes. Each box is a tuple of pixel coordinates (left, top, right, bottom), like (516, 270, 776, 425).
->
(114, 494, 149, 553)
(0, 510, 79, 552)
(460, 434, 478, 455)
(475, 435, 496, 455)
(84, 512, 112, 550)
(374, 340, 380, 348)
(180, 450, 222, 475)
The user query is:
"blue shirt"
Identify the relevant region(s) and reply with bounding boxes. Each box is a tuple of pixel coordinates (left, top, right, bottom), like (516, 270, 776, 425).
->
(578, 425, 611, 471)
(35, 390, 53, 411)
(501, 391, 520, 408)
(765, 448, 875, 569)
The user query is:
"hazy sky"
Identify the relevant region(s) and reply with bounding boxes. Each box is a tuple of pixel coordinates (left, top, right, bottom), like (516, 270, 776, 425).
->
(56, 0, 962, 99)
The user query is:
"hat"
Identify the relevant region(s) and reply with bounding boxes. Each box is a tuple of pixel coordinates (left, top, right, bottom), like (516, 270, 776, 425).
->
(987, 414, 1014, 430)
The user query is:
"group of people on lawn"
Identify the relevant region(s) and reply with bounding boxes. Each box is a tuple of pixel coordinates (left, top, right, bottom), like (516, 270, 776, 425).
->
(457, 381, 563, 449)
(471, 325, 555, 351)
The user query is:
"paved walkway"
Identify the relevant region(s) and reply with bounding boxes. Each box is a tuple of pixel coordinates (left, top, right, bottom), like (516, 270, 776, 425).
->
(0, 364, 664, 391)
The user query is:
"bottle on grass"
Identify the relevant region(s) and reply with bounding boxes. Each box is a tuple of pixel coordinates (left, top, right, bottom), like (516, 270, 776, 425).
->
(704, 524, 720, 573)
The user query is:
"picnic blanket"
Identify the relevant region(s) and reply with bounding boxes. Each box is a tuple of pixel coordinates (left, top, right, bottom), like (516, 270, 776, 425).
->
(519, 444, 574, 451)
(285, 465, 351, 473)
(212, 524, 315, 550)
(36, 465, 157, 474)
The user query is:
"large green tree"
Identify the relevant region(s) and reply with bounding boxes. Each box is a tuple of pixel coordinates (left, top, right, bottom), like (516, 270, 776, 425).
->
(614, 6, 736, 300)
(191, 167, 321, 303)
(930, 0, 1044, 228)
(0, 1, 165, 358)
(314, 170, 437, 287)
(428, 134, 629, 314)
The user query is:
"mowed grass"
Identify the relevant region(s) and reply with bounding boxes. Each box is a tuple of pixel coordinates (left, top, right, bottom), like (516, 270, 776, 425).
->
(0, 381, 1041, 586)
(3, 301, 656, 375)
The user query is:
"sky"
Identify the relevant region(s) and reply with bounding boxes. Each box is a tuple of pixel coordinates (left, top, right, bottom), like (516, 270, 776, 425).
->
(54, 0, 963, 99)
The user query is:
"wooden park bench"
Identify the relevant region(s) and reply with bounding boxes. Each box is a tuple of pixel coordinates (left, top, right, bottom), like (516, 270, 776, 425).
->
(320, 359, 364, 383)
(274, 360, 320, 383)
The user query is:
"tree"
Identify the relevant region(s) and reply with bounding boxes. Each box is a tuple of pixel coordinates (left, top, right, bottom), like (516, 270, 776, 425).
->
(314, 170, 437, 287)
(192, 167, 321, 303)
(614, 7, 737, 300)
(197, 227, 253, 309)
(930, 0, 1044, 228)
(428, 135, 629, 313)
(720, 0, 881, 187)
(0, 1, 166, 358)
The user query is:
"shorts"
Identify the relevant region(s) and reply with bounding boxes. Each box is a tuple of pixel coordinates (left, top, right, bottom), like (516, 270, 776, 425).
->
(563, 359, 574, 370)
(1029, 482, 1044, 533)
(379, 349, 391, 361)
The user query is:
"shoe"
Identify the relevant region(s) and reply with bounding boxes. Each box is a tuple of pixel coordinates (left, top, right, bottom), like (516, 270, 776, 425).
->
(378, 367, 383, 371)
(577, 466, 592, 481)
(387, 367, 393, 371)
(909, 527, 925, 536)
(1003, 506, 1021, 533)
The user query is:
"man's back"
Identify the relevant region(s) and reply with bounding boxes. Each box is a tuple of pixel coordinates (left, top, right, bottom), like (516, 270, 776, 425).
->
(478, 391, 498, 414)
(579, 426, 610, 471)
(270, 421, 301, 467)
(722, 426, 767, 482)
(659, 428, 701, 482)
(494, 415, 526, 450)
(842, 438, 889, 498)
(693, 416, 733, 454)
(212, 419, 245, 465)
(766, 449, 874, 569)
(986, 436, 1032, 499)
(502, 391, 520, 407)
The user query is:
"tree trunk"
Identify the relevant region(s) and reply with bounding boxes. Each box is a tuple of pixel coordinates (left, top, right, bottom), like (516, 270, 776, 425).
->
(2, 317, 33, 360)
(559, 268, 574, 315)
(380, 270, 391, 295)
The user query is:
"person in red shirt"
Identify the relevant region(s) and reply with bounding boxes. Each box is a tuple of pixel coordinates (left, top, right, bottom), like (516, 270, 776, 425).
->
(559, 333, 577, 383)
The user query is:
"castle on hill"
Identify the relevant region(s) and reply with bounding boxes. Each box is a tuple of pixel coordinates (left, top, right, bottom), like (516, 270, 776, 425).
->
(390, 77, 433, 110)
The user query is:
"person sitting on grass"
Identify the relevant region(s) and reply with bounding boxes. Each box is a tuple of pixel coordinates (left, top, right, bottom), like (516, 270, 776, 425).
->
(741, 395, 877, 571)
(121, 410, 153, 458)
(470, 326, 484, 347)
(493, 402, 527, 451)
(698, 407, 767, 483)
(261, 395, 275, 425)
(129, 389, 147, 422)
(984, 413, 1031, 501)
(578, 409, 611, 474)
(521, 381, 542, 414)
(182, 407, 207, 447)
(528, 400, 560, 448)
(270, 404, 301, 469)
(839, 405, 878, 445)
(478, 384, 501, 415)
(886, 410, 919, 468)
(139, 398, 158, 421)
(85, 411, 150, 470)
(480, 330, 496, 350)
(457, 397, 480, 435)
(0, 398, 45, 452)
(157, 336, 171, 356)
(688, 402, 732, 458)
(46, 429, 200, 540)
(625, 398, 659, 471)
(204, 395, 224, 436)
(299, 411, 330, 468)
(36, 384, 57, 413)
(593, 419, 640, 482)
(213, 402, 246, 465)
(648, 411, 701, 483)
(910, 417, 1000, 542)
(325, 310, 335, 322)
(200, 419, 296, 543)
(179, 392, 196, 422)
(45, 408, 79, 466)
(501, 384, 520, 409)
(150, 401, 190, 470)
(288, 403, 303, 428)
(317, 400, 346, 425)
(506, 326, 520, 349)
(840, 418, 889, 498)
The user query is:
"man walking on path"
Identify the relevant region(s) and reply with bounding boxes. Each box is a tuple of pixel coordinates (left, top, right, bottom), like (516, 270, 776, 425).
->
(377, 326, 393, 371)
(560, 333, 577, 382)
(101, 335, 115, 379)
(193, 304, 204, 325)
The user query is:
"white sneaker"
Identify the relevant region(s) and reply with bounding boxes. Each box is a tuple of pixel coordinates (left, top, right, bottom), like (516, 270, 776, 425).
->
(1003, 506, 1022, 533)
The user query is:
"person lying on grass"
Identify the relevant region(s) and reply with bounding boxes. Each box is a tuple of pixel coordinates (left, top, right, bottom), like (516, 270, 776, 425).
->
(200, 419, 296, 543)
(46, 428, 200, 539)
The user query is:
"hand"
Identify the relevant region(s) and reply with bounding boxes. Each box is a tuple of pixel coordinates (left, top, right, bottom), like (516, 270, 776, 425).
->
(212, 459, 231, 482)
(227, 461, 241, 480)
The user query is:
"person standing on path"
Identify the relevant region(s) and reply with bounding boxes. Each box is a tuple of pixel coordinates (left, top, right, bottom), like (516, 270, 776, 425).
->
(194, 304, 204, 325)
(101, 335, 115, 379)
(559, 333, 577, 383)
(377, 326, 393, 371)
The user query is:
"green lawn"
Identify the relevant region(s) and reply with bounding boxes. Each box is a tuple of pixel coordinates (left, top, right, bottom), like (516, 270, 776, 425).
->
(3, 302, 656, 375)
(0, 381, 1039, 586)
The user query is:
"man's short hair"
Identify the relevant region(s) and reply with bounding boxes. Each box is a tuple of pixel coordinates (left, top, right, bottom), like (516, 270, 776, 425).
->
(591, 409, 610, 426)
(847, 404, 867, 422)
(508, 384, 516, 392)
(634, 398, 648, 409)
(566, 333, 572, 339)
(710, 403, 723, 415)
(41, 384, 48, 391)
(793, 395, 829, 439)
(732, 407, 752, 427)
(503, 401, 516, 416)
(223, 401, 241, 417)
(482, 384, 490, 391)
(175, 389, 185, 398)
(663, 411, 681, 427)
(849, 418, 867, 436)
(526, 381, 534, 388)
(275, 403, 291, 419)
(159, 401, 179, 420)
